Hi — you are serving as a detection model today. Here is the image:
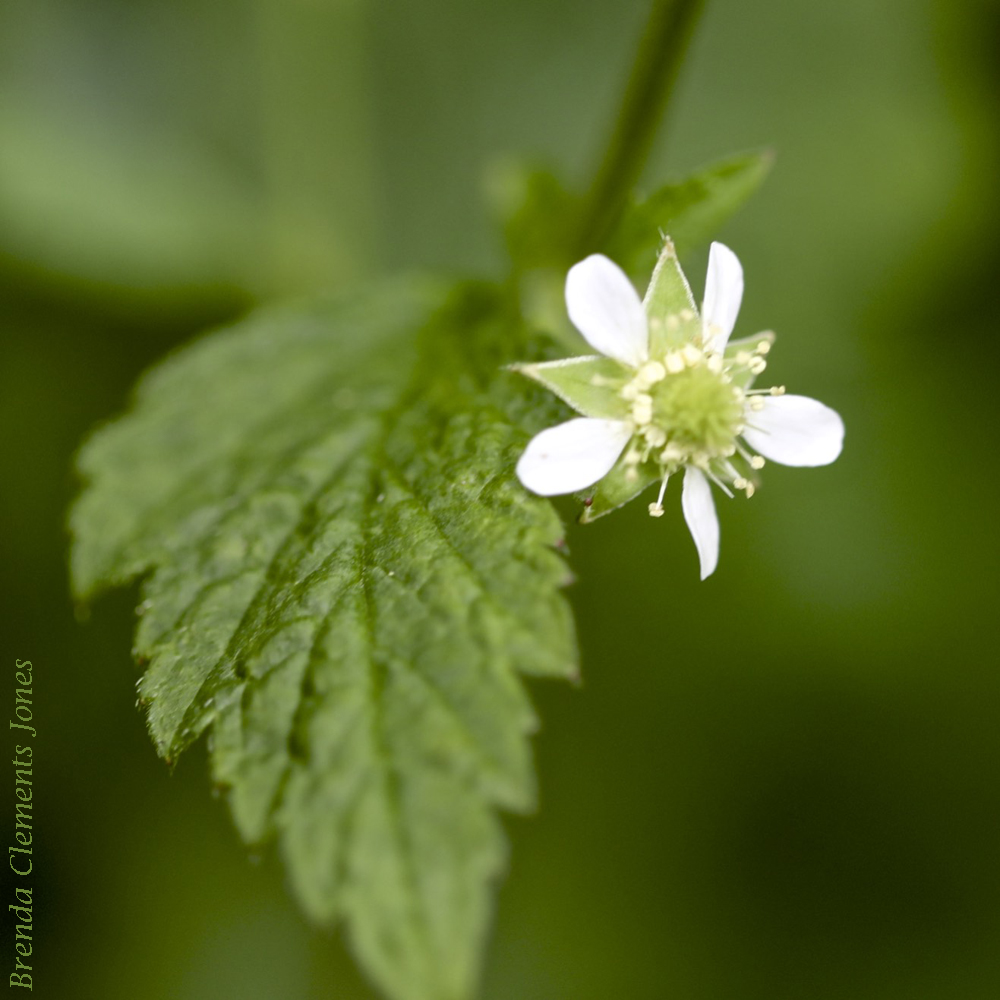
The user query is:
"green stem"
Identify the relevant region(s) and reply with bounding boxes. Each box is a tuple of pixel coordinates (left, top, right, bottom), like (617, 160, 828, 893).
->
(576, 0, 705, 255)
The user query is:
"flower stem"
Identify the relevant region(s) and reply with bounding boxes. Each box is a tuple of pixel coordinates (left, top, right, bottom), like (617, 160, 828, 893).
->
(575, 0, 705, 255)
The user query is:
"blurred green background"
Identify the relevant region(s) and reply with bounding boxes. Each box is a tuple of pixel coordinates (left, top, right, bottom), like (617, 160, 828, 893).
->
(3, 0, 999, 997)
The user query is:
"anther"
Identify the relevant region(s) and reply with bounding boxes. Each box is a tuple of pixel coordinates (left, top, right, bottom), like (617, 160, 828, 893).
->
(745, 482, 756, 498)
(748, 356, 767, 375)
(660, 442, 686, 463)
(706, 353, 724, 374)
(755, 340, 772, 355)
(632, 395, 653, 425)
(664, 351, 685, 374)
(644, 426, 667, 448)
(638, 360, 666, 383)
(750, 456, 765, 470)
(749, 398, 766, 411)
(681, 344, 703, 367)
(771, 385, 785, 396)
(736, 351, 752, 365)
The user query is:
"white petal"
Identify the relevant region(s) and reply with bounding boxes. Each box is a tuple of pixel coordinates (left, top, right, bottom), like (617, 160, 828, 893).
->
(743, 394, 844, 467)
(702, 241, 744, 353)
(516, 418, 632, 496)
(682, 467, 720, 580)
(565, 255, 648, 367)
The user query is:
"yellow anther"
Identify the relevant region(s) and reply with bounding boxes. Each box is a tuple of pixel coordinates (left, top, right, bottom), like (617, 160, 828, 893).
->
(648, 503, 665, 517)
(756, 340, 772, 355)
(660, 442, 685, 463)
(771, 385, 786, 396)
(736, 351, 752, 365)
(749, 356, 767, 375)
(745, 482, 756, 498)
(681, 344, 703, 367)
(750, 455, 765, 470)
(624, 447, 642, 466)
(620, 381, 640, 401)
(644, 426, 667, 448)
(626, 467, 639, 483)
(632, 395, 653, 425)
(749, 397, 766, 411)
(706, 353, 724, 374)
(664, 351, 685, 374)
(638, 360, 666, 383)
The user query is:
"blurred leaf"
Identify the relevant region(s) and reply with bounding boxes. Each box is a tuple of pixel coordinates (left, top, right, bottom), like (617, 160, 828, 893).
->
(70, 279, 577, 1000)
(606, 151, 774, 275)
(0, 103, 263, 295)
(489, 162, 582, 273)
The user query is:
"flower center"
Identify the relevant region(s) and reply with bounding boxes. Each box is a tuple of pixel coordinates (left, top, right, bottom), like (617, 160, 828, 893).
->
(616, 338, 785, 515)
(650, 365, 742, 456)
(620, 347, 744, 468)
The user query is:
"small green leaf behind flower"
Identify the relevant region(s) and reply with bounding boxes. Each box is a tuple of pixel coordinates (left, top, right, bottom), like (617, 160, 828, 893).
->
(606, 151, 774, 275)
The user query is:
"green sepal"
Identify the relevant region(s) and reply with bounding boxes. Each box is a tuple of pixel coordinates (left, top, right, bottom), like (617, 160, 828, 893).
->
(510, 356, 629, 420)
(579, 449, 660, 523)
(642, 239, 701, 356)
(724, 330, 777, 390)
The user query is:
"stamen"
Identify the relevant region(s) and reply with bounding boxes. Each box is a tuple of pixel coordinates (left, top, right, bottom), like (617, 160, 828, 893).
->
(648, 476, 669, 517)
(706, 469, 735, 499)
(664, 351, 685, 374)
(755, 340, 772, 355)
(644, 426, 667, 448)
(748, 356, 767, 375)
(681, 344, 703, 367)
(749, 397, 766, 411)
(660, 441, 686, 464)
(632, 394, 653, 425)
(638, 360, 667, 383)
(750, 456, 765, 470)
(706, 353, 724, 374)
(771, 385, 785, 396)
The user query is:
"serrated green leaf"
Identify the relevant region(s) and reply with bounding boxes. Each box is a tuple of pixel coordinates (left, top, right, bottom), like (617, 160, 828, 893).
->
(607, 151, 774, 275)
(70, 279, 577, 1000)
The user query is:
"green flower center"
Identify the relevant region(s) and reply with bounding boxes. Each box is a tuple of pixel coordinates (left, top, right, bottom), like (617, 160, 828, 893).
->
(650, 366, 742, 455)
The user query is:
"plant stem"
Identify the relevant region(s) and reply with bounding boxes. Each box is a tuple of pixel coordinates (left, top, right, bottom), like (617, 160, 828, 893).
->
(576, 0, 705, 255)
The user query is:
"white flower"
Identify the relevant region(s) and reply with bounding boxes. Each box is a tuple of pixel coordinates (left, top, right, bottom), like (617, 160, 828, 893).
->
(514, 241, 844, 579)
